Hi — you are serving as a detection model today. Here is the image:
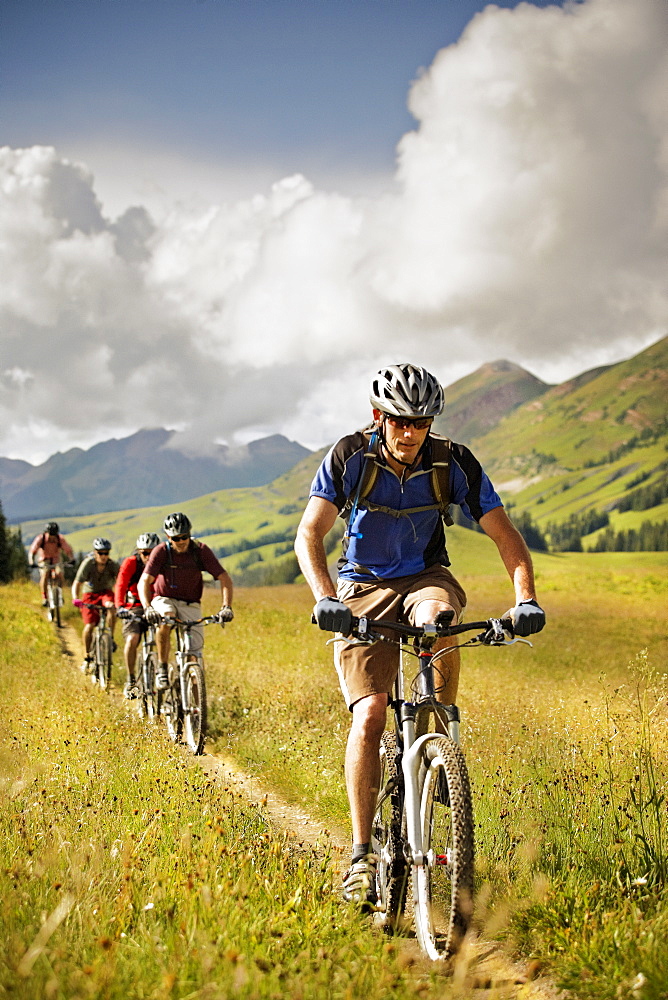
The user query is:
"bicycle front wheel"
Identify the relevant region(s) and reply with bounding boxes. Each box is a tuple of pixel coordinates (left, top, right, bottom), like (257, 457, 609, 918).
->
(183, 660, 207, 755)
(96, 631, 113, 690)
(414, 737, 474, 961)
(372, 731, 408, 929)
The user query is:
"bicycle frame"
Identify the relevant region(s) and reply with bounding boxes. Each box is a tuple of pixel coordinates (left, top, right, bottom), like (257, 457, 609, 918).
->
(173, 622, 202, 701)
(81, 602, 114, 689)
(383, 629, 461, 871)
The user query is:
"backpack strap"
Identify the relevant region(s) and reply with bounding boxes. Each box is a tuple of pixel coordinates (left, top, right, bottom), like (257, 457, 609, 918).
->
(342, 429, 379, 538)
(344, 432, 454, 528)
(428, 436, 454, 527)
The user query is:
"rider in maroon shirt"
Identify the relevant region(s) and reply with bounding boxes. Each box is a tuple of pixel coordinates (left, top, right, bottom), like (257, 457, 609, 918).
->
(138, 512, 234, 690)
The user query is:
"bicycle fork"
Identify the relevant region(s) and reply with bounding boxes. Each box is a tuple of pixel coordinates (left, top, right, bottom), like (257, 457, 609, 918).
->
(400, 704, 461, 869)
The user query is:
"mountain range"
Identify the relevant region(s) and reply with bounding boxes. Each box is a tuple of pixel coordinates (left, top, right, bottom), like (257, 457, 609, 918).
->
(0, 430, 310, 521)
(11, 336, 668, 571)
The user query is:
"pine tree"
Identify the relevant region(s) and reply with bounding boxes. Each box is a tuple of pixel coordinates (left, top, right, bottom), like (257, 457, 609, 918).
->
(0, 499, 10, 583)
(0, 500, 30, 582)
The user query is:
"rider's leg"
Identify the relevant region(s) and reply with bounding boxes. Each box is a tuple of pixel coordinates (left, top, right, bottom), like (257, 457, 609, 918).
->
(404, 567, 467, 712)
(39, 566, 48, 600)
(345, 693, 388, 846)
(104, 602, 117, 641)
(156, 622, 171, 661)
(124, 631, 141, 681)
(413, 598, 461, 706)
(82, 623, 94, 656)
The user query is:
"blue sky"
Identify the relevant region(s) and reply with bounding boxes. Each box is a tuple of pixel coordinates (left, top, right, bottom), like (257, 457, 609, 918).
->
(2, 0, 563, 210)
(1, 0, 665, 463)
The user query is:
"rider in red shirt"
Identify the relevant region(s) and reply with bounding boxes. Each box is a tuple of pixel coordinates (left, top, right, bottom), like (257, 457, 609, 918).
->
(114, 532, 159, 699)
(29, 522, 74, 605)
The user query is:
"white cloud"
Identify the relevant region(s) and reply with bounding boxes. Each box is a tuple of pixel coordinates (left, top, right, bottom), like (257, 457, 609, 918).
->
(1, 0, 666, 464)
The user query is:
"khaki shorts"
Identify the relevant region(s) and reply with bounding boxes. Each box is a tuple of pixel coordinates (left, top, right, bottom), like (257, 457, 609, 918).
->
(121, 614, 146, 639)
(151, 596, 203, 653)
(334, 566, 467, 709)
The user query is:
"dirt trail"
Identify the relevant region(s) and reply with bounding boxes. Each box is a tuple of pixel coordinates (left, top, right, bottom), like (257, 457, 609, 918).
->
(58, 619, 562, 998)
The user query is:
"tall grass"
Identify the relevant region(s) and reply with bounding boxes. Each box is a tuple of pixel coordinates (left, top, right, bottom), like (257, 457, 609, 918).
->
(197, 554, 668, 997)
(0, 583, 450, 999)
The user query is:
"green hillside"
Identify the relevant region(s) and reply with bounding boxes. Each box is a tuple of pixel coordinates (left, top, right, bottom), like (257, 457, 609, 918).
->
(21, 448, 328, 585)
(469, 335, 668, 550)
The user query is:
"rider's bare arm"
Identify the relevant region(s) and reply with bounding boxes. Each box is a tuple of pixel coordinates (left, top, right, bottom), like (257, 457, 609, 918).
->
(294, 496, 340, 600)
(138, 572, 155, 610)
(479, 506, 537, 603)
(215, 569, 233, 608)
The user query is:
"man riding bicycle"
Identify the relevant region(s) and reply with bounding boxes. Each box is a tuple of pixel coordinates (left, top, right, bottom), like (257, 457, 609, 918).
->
(29, 522, 75, 606)
(138, 513, 234, 691)
(294, 363, 546, 908)
(72, 538, 120, 675)
(114, 532, 160, 699)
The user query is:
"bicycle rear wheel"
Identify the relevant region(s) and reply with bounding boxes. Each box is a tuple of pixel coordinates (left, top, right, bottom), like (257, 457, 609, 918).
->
(372, 731, 408, 929)
(414, 737, 474, 961)
(96, 631, 113, 690)
(140, 650, 158, 722)
(46, 581, 61, 627)
(161, 668, 183, 742)
(183, 660, 207, 755)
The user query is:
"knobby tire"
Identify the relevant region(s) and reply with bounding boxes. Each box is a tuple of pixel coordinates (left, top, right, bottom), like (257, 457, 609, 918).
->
(414, 736, 474, 961)
(46, 581, 62, 628)
(183, 660, 207, 755)
(97, 631, 113, 690)
(372, 731, 408, 930)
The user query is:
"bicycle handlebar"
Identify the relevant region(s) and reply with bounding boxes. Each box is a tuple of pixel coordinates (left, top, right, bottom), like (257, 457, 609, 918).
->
(117, 608, 225, 625)
(312, 612, 518, 647)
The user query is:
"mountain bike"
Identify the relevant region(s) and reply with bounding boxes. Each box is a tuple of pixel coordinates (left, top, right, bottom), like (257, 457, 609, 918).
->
(157, 613, 226, 755)
(117, 609, 159, 721)
(44, 563, 64, 627)
(82, 602, 115, 691)
(326, 611, 532, 962)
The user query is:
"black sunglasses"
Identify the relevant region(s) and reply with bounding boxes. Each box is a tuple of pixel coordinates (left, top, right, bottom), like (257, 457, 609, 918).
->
(97, 550, 110, 556)
(384, 415, 433, 430)
(139, 550, 153, 556)
(171, 534, 190, 542)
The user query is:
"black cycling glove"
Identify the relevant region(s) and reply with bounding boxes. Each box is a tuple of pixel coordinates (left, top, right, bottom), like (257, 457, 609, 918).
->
(314, 596, 353, 635)
(506, 599, 546, 637)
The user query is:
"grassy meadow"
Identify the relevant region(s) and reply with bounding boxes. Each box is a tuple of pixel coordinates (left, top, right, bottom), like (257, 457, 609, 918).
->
(2, 538, 667, 998)
(0, 583, 450, 1000)
(198, 543, 668, 999)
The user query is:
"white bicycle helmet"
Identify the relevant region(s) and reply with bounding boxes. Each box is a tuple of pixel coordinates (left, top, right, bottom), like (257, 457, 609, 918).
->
(93, 537, 112, 551)
(163, 512, 192, 537)
(136, 532, 160, 550)
(370, 364, 444, 418)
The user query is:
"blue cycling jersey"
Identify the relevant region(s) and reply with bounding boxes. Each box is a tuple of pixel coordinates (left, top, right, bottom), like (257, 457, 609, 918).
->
(309, 430, 502, 581)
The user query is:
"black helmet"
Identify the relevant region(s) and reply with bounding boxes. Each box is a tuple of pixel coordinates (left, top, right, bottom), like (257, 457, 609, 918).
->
(370, 364, 444, 418)
(45, 521, 59, 535)
(163, 512, 192, 538)
(93, 537, 112, 551)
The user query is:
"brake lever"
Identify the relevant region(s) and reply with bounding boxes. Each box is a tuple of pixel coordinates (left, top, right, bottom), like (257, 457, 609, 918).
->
(476, 617, 533, 647)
